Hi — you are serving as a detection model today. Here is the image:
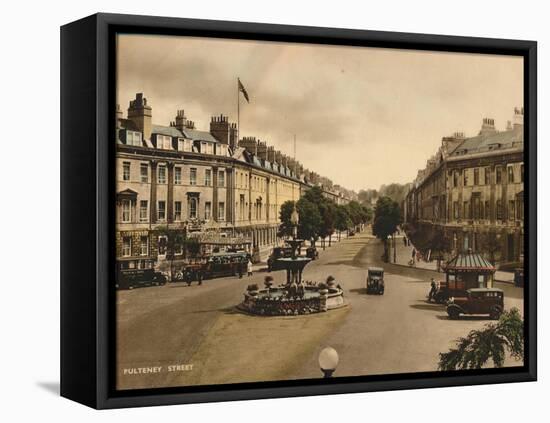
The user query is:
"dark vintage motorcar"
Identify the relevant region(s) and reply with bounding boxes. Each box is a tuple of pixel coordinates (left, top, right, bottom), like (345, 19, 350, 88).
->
(366, 267, 385, 295)
(432, 279, 467, 304)
(348, 230, 356, 236)
(203, 252, 250, 279)
(306, 246, 319, 260)
(446, 288, 504, 320)
(267, 246, 294, 271)
(116, 258, 167, 290)
(514, 268, 524, 287)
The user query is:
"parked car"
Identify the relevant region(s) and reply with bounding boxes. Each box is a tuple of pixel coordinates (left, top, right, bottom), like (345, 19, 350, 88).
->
(446, 288, 504, 320)
(514, 268, 524, 287)
(116, 258, 167, 290)
(432, 279, 467, 304)
(366, 267, 385, 295)
(306, 246, 319, 260)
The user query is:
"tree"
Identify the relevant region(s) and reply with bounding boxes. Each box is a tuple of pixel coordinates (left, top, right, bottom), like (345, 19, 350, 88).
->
(379, 183, 409, 204)
(372, 196, 402, 261)
(362, 205, 373, 224)
(155, 225, 187, 280)
(302, 185, 325, 205)
(438, 308, 524, 370)
(358, 189, 378, 205)
(318, 199, 336, 249)
(296, 198, 322, 245)
(334, 205, 352, 241)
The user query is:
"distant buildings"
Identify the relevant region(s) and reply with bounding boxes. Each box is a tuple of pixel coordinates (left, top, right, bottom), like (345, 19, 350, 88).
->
(116, 93, 355, 265)
(404, 108, 524, 267)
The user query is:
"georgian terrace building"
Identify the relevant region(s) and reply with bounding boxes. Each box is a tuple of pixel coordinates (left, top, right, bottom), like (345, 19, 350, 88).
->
(404, 108, 524, 267)
(116, 93, 353, 265)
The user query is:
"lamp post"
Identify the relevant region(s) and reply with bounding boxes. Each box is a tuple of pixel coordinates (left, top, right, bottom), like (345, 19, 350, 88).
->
(393, 233, 396, 263)
(387, 234, 391, 263)
(318, 346, 339, 378)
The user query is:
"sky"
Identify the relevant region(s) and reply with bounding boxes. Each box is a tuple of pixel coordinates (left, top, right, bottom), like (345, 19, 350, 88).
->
(116, 34, 523, 192)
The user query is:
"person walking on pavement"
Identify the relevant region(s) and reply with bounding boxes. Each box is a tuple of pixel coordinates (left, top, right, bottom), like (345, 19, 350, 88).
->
(428, 277, 438, 302)
(197, 268, 203, 286)
(247, 259, 253, 277)
(403, 236, 407, 246)
(411, 247, 416, 265)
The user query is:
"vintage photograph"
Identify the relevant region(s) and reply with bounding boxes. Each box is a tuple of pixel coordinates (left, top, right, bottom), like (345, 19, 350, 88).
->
(115, 33, 525, 390)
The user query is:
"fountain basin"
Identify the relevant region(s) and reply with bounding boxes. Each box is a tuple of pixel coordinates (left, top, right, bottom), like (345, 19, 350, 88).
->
(238, 286, 346, 316)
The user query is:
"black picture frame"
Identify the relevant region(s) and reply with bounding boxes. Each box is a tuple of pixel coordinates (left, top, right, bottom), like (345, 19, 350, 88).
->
(61, 12, 537, 409)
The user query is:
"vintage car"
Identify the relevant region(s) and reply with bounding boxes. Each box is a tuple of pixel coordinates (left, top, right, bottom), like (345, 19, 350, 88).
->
(116, 258, 167, 290)
(173, 262, 204, 283)
(432, 279, 468, 304)
(267, 246, 294, 271)
(306, 246, 319, 260)
(366, 267, 385, 295)
(514, 268, 524, 287)
(203, 251, 250, 279)
(446, 288, 504, 320)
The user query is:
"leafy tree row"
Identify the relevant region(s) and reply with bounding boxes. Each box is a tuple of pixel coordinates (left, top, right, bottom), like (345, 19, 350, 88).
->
(279, 186, 372, 247)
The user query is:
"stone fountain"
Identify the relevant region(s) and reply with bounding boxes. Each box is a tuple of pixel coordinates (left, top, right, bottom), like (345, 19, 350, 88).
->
(238, 206, 345, 316)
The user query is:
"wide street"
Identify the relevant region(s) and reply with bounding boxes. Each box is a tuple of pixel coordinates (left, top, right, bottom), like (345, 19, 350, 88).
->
(116, 231, 524, 390)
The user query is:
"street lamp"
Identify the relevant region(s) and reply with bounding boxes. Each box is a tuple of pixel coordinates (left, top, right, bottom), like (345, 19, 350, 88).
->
(318, 346, 339, 378)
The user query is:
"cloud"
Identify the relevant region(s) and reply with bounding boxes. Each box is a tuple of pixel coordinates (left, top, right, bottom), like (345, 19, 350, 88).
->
(117, 34, 523, 191)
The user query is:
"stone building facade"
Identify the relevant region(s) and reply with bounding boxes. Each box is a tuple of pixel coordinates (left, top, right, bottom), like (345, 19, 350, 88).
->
(404, 108, 524, 267)
(116, 93, 354, 265)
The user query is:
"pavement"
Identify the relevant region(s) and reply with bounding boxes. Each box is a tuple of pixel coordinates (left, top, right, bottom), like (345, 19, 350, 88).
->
(116, 229, 524, 390)
(391, 234, 515, 284)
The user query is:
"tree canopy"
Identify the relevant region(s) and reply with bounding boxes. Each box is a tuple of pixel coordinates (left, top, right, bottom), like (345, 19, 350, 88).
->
(296, 198, 322, 242)
(334, 205, 352, 232)
(278, 186, 372, 244)
(372, 196, 402, 241)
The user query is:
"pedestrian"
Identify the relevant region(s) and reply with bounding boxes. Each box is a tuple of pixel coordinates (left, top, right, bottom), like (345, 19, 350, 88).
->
(411, 247, 416, 264)
(197, 268, 203, 286)
(403, 236, 407, 246)
(247, 259, 253, 277)
(185, 269, 193, 286)
(428, 277, 438, 302)
(238, 262, 243, 279)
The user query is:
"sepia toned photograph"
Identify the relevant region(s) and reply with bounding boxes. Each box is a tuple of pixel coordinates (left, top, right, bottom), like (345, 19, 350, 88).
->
(114, 33, 526, 391)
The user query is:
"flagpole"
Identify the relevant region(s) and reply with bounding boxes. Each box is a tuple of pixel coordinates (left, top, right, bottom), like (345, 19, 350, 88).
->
(237, 78, 240, 144)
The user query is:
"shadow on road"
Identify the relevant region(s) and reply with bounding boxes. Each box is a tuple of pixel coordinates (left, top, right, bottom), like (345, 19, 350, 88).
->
(193, 306, 240, 315)
(435, 315, 496, 321)
(349, 287, 367, 295)
(409, 303, 446, 312)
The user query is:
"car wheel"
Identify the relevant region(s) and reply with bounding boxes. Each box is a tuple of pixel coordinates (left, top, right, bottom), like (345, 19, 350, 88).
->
(447, 307, 460, 320)
(490, 306, 502, 320)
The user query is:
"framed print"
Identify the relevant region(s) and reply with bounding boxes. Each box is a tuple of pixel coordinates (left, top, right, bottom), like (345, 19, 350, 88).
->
(60, 13, 537, 409)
